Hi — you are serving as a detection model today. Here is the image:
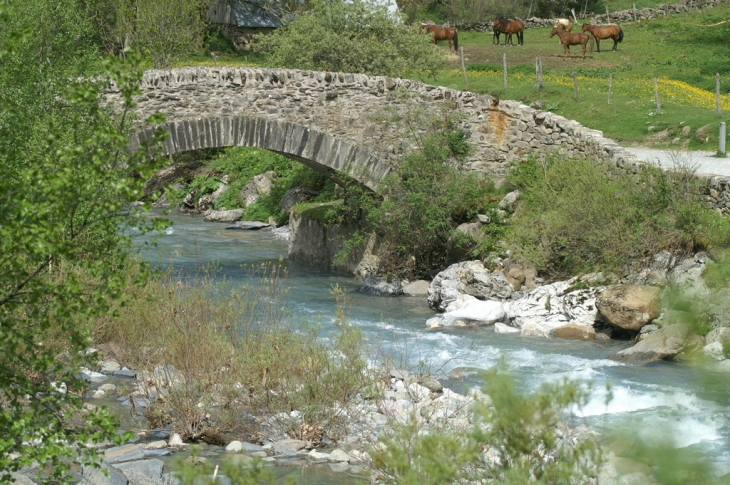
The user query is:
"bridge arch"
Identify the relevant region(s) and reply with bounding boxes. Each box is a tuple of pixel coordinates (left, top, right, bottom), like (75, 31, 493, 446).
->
(131, 116, 390, 191)
(111, 67, 641, 189)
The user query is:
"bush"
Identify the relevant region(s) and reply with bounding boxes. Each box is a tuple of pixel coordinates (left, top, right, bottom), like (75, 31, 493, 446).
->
(504, 156, 730, 278)
(257, 0, 446, 77)
(93, 263, 371, 443)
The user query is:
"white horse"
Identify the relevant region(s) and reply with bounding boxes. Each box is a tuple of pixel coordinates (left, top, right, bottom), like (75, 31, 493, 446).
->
(554, 18, 573, 31)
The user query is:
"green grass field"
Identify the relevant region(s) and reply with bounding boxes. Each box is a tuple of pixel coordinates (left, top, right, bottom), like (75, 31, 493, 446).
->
(180, 2, 730, 149)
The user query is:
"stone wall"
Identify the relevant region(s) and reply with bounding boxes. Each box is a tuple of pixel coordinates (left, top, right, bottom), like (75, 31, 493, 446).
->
(455, 0, 727, 31)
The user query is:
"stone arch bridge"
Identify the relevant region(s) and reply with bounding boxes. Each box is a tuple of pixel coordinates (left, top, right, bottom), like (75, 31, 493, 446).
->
(106, 67, 639, 191)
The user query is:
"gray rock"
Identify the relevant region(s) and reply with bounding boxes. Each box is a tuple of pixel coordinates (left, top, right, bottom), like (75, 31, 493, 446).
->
(81, 460, 129, 485)
(498, 190, 520, 212)
(101, 361, 121, 373)
(203, 209, 244, 223)
(114, 459, 164, 480)
(613, 324, 691, 362)
(428, 261, 514, 311)
(358, 275, 402, 296)
(225, 221, 271, 230)
(113, 368, 137, 378)
(240, 171, 277, 207)
(272, 439, 308, 455)
(104, 444, 146, 464)
(402, 280, 430, 296)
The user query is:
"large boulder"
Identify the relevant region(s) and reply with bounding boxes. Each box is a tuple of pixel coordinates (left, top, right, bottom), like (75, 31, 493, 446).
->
(428, 261, 514, 311)
(203, 208, 244, 223)
(596, 285, 662, 331)
(426, 298, 505, 328)
(240, 171, 278, 207)
(552, 323, 596, 341)
(612, 324, 691, 362)
(504, 279, 603, 331)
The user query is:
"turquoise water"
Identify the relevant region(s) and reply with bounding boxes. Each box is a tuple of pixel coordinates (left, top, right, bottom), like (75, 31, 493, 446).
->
(136, 210, 730, 477)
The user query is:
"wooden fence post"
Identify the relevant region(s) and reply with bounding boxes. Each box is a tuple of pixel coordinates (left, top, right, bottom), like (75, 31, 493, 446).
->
(535, 57, 543, 91)
(654, 77, 662, 114)
(573, 72, 579, 101)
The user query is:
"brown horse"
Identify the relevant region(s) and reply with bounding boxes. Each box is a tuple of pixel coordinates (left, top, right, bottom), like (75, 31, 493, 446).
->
(419, 23, 459, 52)
(549, 27, 593, 59)
(580, 23, 623, 52)
(492, 18, 524, 46)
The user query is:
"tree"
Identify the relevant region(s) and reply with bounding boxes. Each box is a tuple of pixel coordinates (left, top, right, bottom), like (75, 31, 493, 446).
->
(86, 0, 207, 68)
(258, 0, 446, 77)
(0, 0, 167, 480)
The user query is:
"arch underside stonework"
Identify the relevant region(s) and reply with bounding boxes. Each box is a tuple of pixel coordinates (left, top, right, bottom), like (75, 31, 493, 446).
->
(130, 116, 391, 191)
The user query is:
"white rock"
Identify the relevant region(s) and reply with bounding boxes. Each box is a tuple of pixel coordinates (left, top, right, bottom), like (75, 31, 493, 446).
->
(101, 361, 121, 373)
(92, 390, 106, 399)
(329, 449, 351, 462)
(98, 383, 117, 393)
(308, 450, 330, 461)
(440, 299, 505, 327)
(443, 294, 477, 313)
(226, 440, 243, 453)
(169, 433, 185, 446)
(145, 440, 168, 450)
(494, 322, 520, 334)
(426, 316, 443, 328)
(703, 341, 725, 361)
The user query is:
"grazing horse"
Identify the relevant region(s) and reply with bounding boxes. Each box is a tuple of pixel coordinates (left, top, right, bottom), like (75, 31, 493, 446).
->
(549, 27, 593, 59)
(419, 23, 459, 52)
(492, 18, 524, 46)
(554, 18, 573, 31)
(580, 23, 623, 52)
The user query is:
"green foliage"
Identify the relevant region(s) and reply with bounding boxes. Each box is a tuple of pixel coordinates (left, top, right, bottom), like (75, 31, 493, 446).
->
(0, 3, 168, 477)
(336, 99, 496, 278)
(204, 27, 238, 54)
(504, 156, 730, 278)
(371, 367, 602, 484)
(90, 0, 206, 67)
(258, 0, 446, 77)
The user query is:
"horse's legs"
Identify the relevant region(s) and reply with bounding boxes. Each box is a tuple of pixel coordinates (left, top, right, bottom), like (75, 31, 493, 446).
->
(595, 38, 601, 52)
(612, 37, 618, 51)
(581, 41, 587, 59)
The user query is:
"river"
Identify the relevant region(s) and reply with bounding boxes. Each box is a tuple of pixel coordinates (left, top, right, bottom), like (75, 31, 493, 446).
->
(136, 209, 730, 478)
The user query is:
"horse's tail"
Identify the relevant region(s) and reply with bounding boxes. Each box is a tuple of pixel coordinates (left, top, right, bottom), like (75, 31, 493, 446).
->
(589, 36, 594, 53)
(453, 30, 459, 50)
(618, 27, 624, 43)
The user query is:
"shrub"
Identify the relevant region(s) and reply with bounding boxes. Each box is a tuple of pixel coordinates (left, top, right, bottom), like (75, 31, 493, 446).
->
(257, 0, 446, 77)
(93, 263, 371, 443)
(504, 156, 730, 278)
